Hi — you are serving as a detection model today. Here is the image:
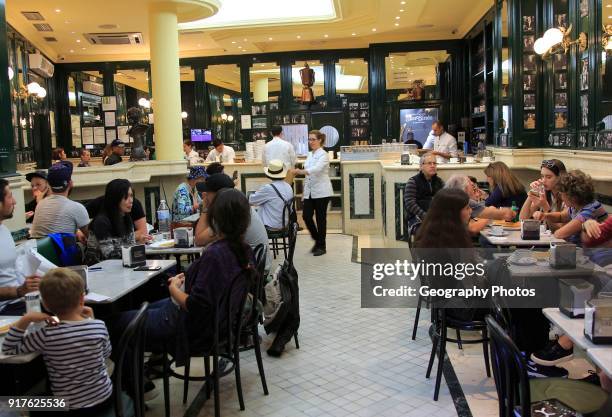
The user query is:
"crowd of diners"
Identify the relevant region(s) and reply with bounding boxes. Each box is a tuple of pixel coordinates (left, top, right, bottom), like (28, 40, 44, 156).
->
(405, 151, 612, 413)
(0, 125, 335, 413)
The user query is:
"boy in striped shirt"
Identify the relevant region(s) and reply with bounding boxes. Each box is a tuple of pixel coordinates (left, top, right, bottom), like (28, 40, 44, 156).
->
(2, 268, 112, 412)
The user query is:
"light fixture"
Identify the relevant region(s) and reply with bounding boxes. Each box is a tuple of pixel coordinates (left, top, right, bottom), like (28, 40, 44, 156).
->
(351, 32, 356, 36)
(268, 37, 273, 41)
(395, 16, 400, 19)
(221, 113, 228, 121)
(55, 8, 61, 13)
(138, 97, 151, 109)
(324, 34, 329, 38)
(395, 23, 399, 27)
(231, 41, 236, 44)
(372, 28, 377, 32)
(76, 39, 81, 43)
(181, 111, 188, 119)
(8, 66, 14, 80)
(400, 9, 404, 12)
(227, 115, 234, 122)
(13, 81, 46, 100)
(534, 24, 587, 59)
(603, 24, 612, 52)
(297, 35, 301, 39)
(69, 49, 74, 53)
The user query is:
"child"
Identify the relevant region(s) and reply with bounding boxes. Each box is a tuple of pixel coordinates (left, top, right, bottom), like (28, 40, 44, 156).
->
(2, 268, 112, 413)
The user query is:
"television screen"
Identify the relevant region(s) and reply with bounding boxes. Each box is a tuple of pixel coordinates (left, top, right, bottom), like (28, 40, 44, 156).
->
(191, 129, 212, 142)
(399, 108, 438, 145)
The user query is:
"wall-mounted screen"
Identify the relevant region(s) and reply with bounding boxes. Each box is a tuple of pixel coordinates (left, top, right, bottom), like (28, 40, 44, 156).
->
(191, 129, 212, 142)
(399, 108, 438, 145)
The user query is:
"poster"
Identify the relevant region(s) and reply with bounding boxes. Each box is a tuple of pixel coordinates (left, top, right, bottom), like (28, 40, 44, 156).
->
(104, 111, 116, 127)
(93, 126, 106, 144)
(105, 128, 116, 142)
(240, 114, 252, 130)
(102, 96, 117, 111)
(398, 108, 438, 144)
(82, 127, 94, 145)
(70, 115, 82, 148)
(281, 124, 309, 156)
(117, 126, 129, 142)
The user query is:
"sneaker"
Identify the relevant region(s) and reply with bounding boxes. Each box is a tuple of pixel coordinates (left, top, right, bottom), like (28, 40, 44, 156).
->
(525, 360, 569, 379)
(312, 248, 326, 256)
(144, 380, 159, 401)
(310, 244, 317, 253)
(531, 341, 574, 366)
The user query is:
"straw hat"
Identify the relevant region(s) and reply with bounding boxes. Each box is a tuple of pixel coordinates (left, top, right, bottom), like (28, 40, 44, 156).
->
(264, 160, 287, 179)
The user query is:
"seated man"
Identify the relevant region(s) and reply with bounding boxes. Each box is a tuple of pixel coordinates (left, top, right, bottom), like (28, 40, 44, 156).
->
(104, 139, 125, 166)
(30, 162, 90, 243)
(249, 160, 295, 230)
(403, 153, 444, 229)
(0, 179, 40, 316)
(195, 174, 270, 272)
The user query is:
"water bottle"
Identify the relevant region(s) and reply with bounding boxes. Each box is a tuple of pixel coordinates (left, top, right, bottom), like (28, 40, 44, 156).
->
(157, 200, 171, 239)
(511, 201, 519, 222)
(25, 292, 41, 313)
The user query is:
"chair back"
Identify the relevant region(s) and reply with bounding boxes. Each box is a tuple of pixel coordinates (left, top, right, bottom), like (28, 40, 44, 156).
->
(286, 221, 298, 267)
(114, 302, 149, 417)
(36, 237, 62, 266)
(281, 197, 297, 230)
(253, 243, 267, 307)
(485, 315, 531, 417)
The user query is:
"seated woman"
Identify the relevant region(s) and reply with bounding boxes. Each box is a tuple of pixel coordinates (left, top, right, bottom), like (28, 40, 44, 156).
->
(24, 171, 51, 223)
(84, 179, 136, 265)
(520, 159, 567, 231)
(534, 170, 608, 244)
(172, 166, 207, 221)
(111, 188, 253, 362)
(484, 161, 527, 209)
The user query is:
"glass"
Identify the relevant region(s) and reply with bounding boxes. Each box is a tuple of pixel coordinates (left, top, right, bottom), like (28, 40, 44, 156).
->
(384, 51, 448, 100)
(292, 60, 324, 102)
(335, 59, 368, 94)
(249, 62, 280, 104)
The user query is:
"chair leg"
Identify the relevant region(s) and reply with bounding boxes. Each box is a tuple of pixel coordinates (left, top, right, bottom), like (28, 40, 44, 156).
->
(426, 326, 438, 379)
(182, 357, 190, 404)
(162, 352, 170, 417)
(433, 325, 447, 401)
(252, 325, 269, 395)
(234, 349, 245, 411)
(412, 295, 422, 340)
(213, 355, 220, 417)
(482, 329, 491, 378)
(294, 332, 300, 349)
(204, 356, 211, 400)
(456, 329, 463, 350)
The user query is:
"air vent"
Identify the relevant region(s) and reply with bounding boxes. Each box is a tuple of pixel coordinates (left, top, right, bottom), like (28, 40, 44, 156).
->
(84, 32, 143, 45)
(21, 11, 45, 21)
(98, 24, 118, 30)
(33, 23, 53, 32)
(44, 37, 57, 42)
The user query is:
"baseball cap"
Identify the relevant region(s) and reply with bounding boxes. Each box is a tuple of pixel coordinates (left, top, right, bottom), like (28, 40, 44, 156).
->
(111, 139, 125, 147)
(196, 173, 235, 193)
(187, 166, 207, 180)
(26, 170, 47, 182)
(47, 162, 73, 192)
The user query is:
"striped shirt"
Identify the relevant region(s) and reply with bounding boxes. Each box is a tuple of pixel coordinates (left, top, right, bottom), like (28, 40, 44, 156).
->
(2, 319, 112, 409)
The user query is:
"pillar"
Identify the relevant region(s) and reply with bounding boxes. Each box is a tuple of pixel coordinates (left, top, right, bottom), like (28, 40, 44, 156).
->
(253, 77, 268, 103)
(0, 0, 15, 175)
(148, 3, 184, 161)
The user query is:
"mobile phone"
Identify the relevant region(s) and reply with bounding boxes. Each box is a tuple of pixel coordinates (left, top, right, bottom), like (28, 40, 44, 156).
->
(134, 265, 162, 271)
(232, 170, 238, 180)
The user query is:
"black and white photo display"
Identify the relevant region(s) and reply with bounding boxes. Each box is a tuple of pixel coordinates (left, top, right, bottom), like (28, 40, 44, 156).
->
(581, 95, 589, 127)
(523, 74, 536, 91)
(523, 35, 535, 52)
(523, 15, 535, 32)
(555, 14, 567, 28)
(580, 0, 589, 17)
(553, 53, 567, 71)
(580, 58, 589, 91)
(524, 113, 536, 129)
(523, 54, 536, 72)
(554, 92, 567, 109)
(555, 73, 567, 90)
(554, 111, 567, 129)
(524, 93, 536, 110)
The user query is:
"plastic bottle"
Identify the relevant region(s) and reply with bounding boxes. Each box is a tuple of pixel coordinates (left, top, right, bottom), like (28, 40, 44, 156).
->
(157, 200, 171, 237)
(25, 292, 41, 313)
(511, 201, 519, 222)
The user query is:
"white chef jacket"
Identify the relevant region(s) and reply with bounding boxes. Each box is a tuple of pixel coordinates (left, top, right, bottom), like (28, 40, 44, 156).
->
(185, 149, 201, 165)
(263, 137, 297, 169)
(205, 145, 235, 163)
(303, 148, 333, 199)
(423, 131, 458, 163)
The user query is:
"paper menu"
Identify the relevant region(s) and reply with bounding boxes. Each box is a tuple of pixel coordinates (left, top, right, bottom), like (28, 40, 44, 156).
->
(82, 127, 94, 145)
(93, 127, 105, 144)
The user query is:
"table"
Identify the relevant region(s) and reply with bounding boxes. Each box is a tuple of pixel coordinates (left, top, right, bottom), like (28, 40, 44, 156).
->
(480, 229, 565, 247)
(543, 308, 598, 351)
(86, 259, 175, 304)
(145, 245, 203, 272)
(507, 259, 602, 279)
(587, 348, 612, 378)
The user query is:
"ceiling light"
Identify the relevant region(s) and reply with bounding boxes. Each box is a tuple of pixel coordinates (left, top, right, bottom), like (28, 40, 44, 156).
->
(64, 20, 70, 24)
(268, 37, 273, 40)
(181, 111, 188, 119)
(350, 60, 355, 64)
(401, 1, 406, 4)
(324, 34, 329, 38)
(395, 23, 399, 26)
(238, 45, 243, 48)
(395, 16, 400, 19)
(372, 28, 377, 32)
(71, 31, 75, 34)
(260, 64, 265, 66)
(81, 47, 86, 50)
(609, 15, 612, 18)
(197, 43, 201, 47)
(8, 67, 14, 80)
(55, 9, 61, 13)
(400, 9, 404, 12)
(297, 35, 301, 38)
(608, 4, 612, 7)
(69, 49, 74, 53)
(351, 32, 356, 36)
(243, 38, 248, 41)
(231, 41, 236, 44)
(76, 39, 81, 43)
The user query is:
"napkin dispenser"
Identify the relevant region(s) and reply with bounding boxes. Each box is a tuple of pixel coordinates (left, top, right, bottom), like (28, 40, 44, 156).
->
(520, 219, 540, 240)
(549, 242, 576, 269)
(584, 298, 612, 344)
(174, 227, 194, 248)
(121, 244, 146, 267)
(400, 153, 411, 165)
(559, 278, 593, 318)
(67, 265, 89, 293)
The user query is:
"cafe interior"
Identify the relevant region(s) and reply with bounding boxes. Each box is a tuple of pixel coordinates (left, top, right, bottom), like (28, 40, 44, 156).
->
(1, 0, 612, 416)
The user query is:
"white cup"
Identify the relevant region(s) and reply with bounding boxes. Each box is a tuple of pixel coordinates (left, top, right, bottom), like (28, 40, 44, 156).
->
(540, 224, 547, 235)
(482, 156, 492, 162)
(449, 157, 459, 163)
(490, 224, 504, 236)
(466, 156, 475, 163)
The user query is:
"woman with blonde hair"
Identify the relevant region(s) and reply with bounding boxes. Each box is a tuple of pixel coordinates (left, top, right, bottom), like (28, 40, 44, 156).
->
(484, 161, 527, 209)
(295, 130, 333, 256)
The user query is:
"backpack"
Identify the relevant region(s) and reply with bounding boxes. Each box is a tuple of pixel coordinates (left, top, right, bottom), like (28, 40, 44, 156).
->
(269, 183, 298, 227)
(48, 233, 82, 267)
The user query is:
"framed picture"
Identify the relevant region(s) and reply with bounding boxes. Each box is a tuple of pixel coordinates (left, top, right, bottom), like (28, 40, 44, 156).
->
(361, 118, 370, 126)
(523, 54, 536, 72)
(554, 92, 567, 109)
(524, 113, 536, 129)
(282, 114, 291, 124)
(252, 117, 268, 129)
(349, 111, 359, 118)
(553, 134, 560, 146)
(580, 0, 588, 17)
(349, 102, 359, 110)
(341, 98, 348, 108)
(359, 110, 369, 118)
(269, 102, 279, 111)
(359, 102, 369, 109)
(522, 15, 535, 32)
(555, 14, 567, 28)
(291, 114, 306, 124)
(553, 54, 567, 71)
(580, 58, 589, 91)
(579, 133, 588, 148)
(555, 73, 567, 90)
(351, 126, 368, 138)
(251, 104, 267, 116)
(272, 115, 282, 125)
(581, 94, 589, 127)
(252, 130, 269, 141)
(523, 35, 535, 52)
(350, 118, 360, 126)
(523, 74, 536, 91)
(554, 111, 567, 129)
(524, 93, 536, 110)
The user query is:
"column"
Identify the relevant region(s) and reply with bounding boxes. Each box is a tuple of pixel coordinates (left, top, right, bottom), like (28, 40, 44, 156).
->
(253, 77, 268, 103)
(148, 2, 184, 161)
(0, 0, 15, 175)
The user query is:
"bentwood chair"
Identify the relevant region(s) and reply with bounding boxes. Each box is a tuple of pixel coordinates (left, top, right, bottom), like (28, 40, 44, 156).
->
(266, 198, 296, 260)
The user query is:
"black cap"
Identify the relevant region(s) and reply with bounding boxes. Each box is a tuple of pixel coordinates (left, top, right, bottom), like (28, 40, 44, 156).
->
(196, 173, 235, 193)
(111, 139, 125, 147)
(47, 162, 73, 192)
(26, 170, 47, 182)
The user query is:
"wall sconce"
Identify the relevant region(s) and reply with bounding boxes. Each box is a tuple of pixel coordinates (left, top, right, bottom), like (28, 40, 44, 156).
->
(602, 25, 612, 52)
(181, 111, 188, 119)
(219, 113, 234, 123)
(534, 25, 588, 59)
(138, 97, 152, 109)
(13, 81, 47, 100)
(8, 67, 14, 80)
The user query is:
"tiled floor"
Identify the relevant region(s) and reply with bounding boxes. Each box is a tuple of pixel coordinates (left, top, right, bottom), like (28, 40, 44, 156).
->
(146, 233, 461, 417)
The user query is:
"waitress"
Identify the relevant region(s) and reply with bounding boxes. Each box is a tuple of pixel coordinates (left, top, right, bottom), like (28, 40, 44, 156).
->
(296, 130, 333, 256)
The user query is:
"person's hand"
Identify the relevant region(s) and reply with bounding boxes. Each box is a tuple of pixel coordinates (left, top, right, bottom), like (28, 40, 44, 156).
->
(193, 200, 200, 212)
(33, 189, 45, 203)
(501, 208, 515, 222)
(25, 211, 35, 220)
(80, 306, 94, 319)
(76, 229, 87, 244)
(138, 234, 153, 244)
(168, 273, 185, 290)
(15, 312, 51, 330)
(533, 211, 546, 222)
(583, 219, 602, 239)
(529, 179, 543, 190)
(17, 276, 41, 297)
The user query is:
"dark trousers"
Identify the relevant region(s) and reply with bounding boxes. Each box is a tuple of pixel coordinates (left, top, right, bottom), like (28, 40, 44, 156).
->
(302, 197, 330, 249)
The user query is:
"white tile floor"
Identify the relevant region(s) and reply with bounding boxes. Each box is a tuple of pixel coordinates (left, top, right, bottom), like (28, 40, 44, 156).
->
(146, 234, 462, 417)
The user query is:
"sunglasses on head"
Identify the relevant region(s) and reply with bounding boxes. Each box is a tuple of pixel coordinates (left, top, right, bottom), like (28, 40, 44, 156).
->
(541, 160, 560, 175)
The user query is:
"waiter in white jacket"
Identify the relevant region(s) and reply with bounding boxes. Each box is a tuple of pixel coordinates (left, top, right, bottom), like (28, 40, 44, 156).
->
(421, 120, 457, 163)
(295, 130, 333, 256)
(263, 125, 297, 169)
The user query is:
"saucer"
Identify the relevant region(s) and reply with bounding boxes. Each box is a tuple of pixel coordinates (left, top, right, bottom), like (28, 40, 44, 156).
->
(487, 231, 509, 237)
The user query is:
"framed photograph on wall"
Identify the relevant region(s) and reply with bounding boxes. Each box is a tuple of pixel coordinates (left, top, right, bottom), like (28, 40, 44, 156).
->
(580, 0, 588, 17)
(523, 74, 536, 91)
(350, 118, 360, 126)
(524, 93, 536, 110)
(349, 102, 359, 110)
(522, 16, 535, 32)
(523, 54, 536, 72)
(580, 58, 589, 91)
(554, 111, 567, 129)
(581, 94, 589, 127)
(361, 118, 370, 126)
(359, 102, 369, 109)
(523, 35, 535, 52)
(553, 54, 567, 71)
(554, 92, 568, 109)
(524, 113, 536, 129)
(252, 117, 268, 129)
(269, 102, 279, 111)
(555, 73, 567, 90)
(359, 110, 369, 118)
(350, 111, 359, 118)
(555, 14, 567, 28)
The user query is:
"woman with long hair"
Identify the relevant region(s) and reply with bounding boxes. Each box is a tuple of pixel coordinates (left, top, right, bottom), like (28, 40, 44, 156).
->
(484, 161, 527, 209)
(101, 145, 112, 165)
(52, 147, 67, 164)
(85, 179, 136, 264)
(520, 159, 567, 229)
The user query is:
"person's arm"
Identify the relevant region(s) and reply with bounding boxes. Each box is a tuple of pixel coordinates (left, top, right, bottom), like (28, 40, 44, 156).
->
(248, 186, 272, 207)
(519, 195, 536, 220)
(168, 274, 188, 309)
(553, 218, 583, 240)
(75, 204, 91, 243)
(289, 144, 297, 168)
(403, 179, 426, 219)
(1, 312, 50, 355)
(284, 168, 297, 185)
(205, 150, 216, 162)
(133, 217, 150, 243)
(538, 208, 570, 224)
(227, 148, 236, 163)
(480, 206, 515, 221)
(194, 195, 218, 247)
(0, 276, 40, 301)
(582, 218, 612, 247)
(447, 138, 458, 157)
(302, 152, 329, 177)
(468, 218, 489, 236)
